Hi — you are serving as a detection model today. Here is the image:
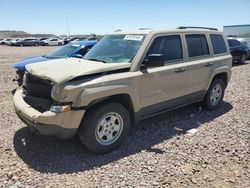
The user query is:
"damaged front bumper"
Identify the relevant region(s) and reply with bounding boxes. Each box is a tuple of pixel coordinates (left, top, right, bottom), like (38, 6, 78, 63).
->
(13, 88, 85, 139)
(13, 70, 24, 86)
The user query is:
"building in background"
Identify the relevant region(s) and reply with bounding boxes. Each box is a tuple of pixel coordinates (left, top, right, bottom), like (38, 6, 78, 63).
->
(223, 24, 250, 37)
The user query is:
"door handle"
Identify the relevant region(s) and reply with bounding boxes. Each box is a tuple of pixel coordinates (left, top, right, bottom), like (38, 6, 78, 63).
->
(205, 62, 213, 67)
(175, 68, 186, 73)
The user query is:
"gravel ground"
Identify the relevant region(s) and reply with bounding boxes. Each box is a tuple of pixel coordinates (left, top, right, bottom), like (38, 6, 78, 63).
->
(0, 45, 249, 188)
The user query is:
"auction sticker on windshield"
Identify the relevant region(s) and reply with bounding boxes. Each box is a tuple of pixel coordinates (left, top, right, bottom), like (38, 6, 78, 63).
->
(124, 35, 144, 41)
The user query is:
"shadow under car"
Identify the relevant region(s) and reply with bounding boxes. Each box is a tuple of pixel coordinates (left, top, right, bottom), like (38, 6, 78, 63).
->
(13, 101, 233, 174)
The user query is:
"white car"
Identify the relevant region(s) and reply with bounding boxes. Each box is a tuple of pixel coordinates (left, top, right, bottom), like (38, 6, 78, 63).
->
(10, 38, 21, 46)
(43, 38, 64, 46)
(1, 38, 12, 45)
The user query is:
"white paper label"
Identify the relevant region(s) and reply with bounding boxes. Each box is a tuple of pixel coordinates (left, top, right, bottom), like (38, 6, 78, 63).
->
(124, 35, 143, 41)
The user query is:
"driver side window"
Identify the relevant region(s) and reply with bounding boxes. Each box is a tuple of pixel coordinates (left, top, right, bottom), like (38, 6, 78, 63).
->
(147, 35, 183, 63)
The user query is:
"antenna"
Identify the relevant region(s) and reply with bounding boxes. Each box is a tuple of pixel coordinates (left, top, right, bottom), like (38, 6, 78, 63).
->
(66, 18, 70, 37)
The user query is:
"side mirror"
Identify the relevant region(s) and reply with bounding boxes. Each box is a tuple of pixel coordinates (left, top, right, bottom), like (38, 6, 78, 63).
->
(72, 54, 83, 58)
(144, 54, 164, 68)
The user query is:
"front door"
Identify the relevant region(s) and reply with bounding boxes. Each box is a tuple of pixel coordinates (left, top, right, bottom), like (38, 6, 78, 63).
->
(140, 34, 189, 116)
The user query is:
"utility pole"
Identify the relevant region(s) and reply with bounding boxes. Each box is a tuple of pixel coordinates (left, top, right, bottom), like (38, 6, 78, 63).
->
(66, 18, 70, 37)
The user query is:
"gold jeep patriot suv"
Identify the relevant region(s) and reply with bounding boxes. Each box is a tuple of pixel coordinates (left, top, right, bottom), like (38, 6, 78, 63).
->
(13, 27, 232, 153)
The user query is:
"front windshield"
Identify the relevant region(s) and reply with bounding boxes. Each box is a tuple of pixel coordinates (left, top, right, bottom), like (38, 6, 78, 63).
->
(84, 34, 145, 63)
(46, 43, 80, 58)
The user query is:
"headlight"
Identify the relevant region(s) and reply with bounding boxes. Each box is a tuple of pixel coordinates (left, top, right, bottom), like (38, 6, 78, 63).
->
(50, 105, 71, 113)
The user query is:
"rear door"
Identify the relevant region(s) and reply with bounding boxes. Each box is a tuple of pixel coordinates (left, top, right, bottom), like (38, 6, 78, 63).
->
(184, 33, 213, 95)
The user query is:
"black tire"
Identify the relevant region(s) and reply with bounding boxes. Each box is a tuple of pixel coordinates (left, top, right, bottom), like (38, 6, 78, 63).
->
(239, 53, 246, 64)
(78, 101, 131, 154)
(58, 42, 62, 45)
(203, 79, 225, 111)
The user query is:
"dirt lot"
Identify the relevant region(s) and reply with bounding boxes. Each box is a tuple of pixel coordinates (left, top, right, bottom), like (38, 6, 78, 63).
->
(0, 45, 249, 187)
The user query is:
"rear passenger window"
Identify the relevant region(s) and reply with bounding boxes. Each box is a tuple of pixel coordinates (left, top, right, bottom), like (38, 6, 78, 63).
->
(147, 35, 183, 62)
(210, 34, 227, 54)
(186, 34, 209, 57)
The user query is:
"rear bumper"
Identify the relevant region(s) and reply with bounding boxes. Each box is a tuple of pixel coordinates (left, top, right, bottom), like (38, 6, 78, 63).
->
(13, 88, 85, 139)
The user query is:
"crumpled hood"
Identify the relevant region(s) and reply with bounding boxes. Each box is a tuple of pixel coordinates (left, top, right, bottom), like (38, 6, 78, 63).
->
(25, 58, 131, 84)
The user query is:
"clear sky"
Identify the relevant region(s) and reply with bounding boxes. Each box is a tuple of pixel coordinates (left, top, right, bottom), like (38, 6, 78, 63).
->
(0, 0, 249, 35)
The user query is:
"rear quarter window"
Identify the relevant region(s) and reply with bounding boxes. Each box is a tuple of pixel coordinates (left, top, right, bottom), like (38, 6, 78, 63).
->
(210, 34, 227, 54)
(185, 34, 209, 58)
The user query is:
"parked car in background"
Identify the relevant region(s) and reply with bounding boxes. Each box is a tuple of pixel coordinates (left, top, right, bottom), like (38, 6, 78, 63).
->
(38, 37, 49, 45)
(13, 27, 232, 153)
(64, 37, 87, 44)
(42, 38, 64, 46)
(239, 38, 250, 59)
(1, 38, 12, 45)
(13, 40, 97, 85)
(63, 37, 72, 45)
(10, 38, 21, 46)
(227, 38, 250, 64)
(14, 38, 40, 46)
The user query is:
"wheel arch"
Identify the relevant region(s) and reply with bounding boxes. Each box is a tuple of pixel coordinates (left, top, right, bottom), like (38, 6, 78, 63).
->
(212, 72, 228, 87)
(207, 66, 231, 91)
(85, 93, 136, 125)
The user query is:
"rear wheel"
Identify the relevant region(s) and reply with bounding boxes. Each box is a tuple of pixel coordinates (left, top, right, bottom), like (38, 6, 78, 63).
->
(78, 102, 131, 154)
(203, 79, 225, 111)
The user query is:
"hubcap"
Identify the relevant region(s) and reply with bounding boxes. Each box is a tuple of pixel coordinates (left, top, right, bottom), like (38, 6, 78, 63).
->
(95, 112, 123, 145)
(210, 84, 222, 105)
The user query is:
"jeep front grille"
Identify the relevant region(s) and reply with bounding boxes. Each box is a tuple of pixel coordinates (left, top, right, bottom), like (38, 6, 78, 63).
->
(22, 73, 53, 112)
(23, 73, 53, 99)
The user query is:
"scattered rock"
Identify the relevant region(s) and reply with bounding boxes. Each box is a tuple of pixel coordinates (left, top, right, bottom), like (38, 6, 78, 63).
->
(191, 177, 197, 184)
(0, 48, 249, 187)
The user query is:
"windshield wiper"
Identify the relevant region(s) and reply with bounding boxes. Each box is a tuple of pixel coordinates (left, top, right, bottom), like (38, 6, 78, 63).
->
(87, 58, 107, 63)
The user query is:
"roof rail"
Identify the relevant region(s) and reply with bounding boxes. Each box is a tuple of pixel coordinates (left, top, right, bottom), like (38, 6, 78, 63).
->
(177, 26, 218, 31)
(138, 28, 152, 30)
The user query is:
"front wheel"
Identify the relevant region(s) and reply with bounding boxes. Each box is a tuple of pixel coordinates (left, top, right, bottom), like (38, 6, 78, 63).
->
(203, 79, 225, 111)
(79, 102, 131, 154)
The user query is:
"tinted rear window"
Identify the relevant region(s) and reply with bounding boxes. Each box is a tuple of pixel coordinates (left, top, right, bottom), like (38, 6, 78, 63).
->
(186, 34, 209, 57)
(210, 34, 227, 54)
